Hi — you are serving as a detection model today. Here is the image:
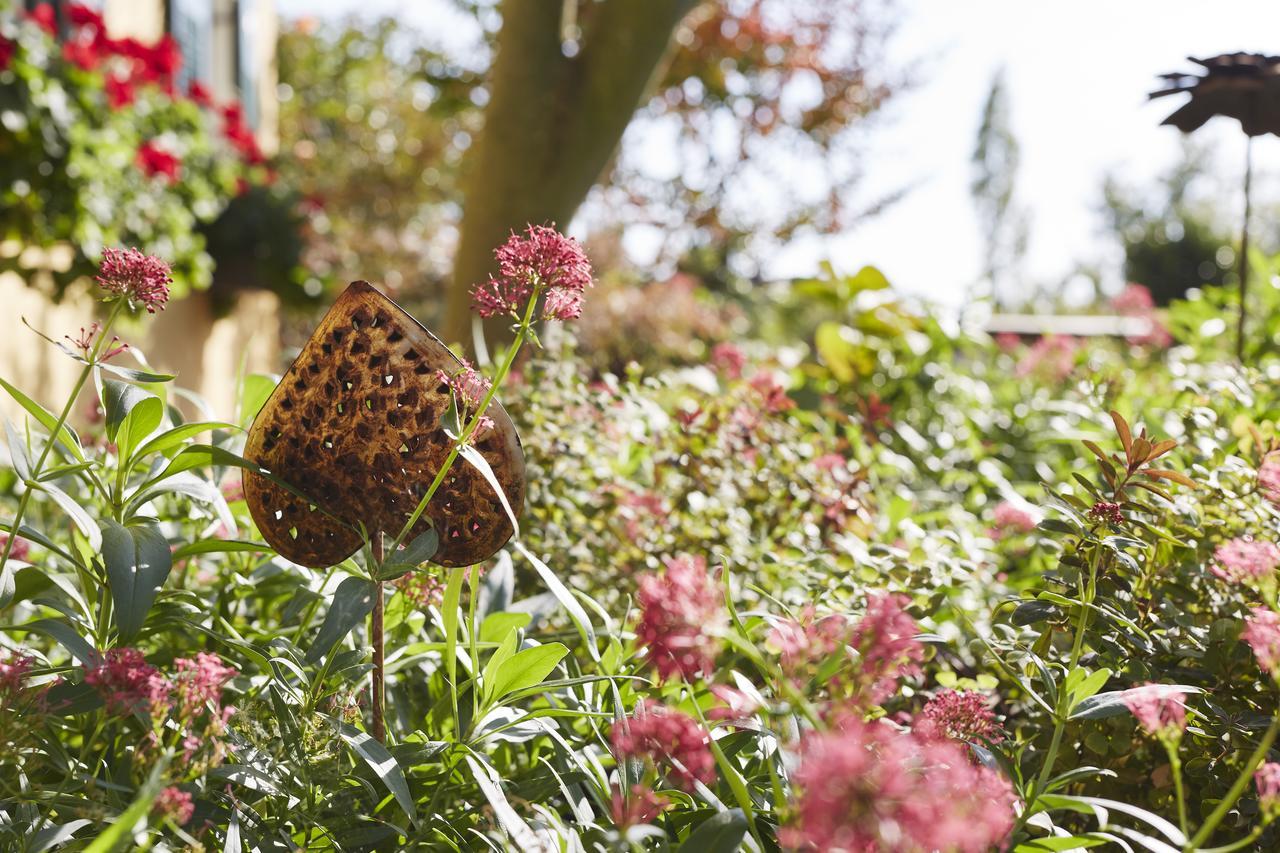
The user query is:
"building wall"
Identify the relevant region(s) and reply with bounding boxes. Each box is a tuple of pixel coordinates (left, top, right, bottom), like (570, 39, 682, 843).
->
(0, 0, 286, 427)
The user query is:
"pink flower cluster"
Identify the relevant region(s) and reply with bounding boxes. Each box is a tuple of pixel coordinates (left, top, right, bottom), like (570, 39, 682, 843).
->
(1259, 453, 1280, 507)
(96, 247, 172, 313)
(770, 593, 923, 707)
(394, 570, 444, 609)
(1256, 762, 1280, 822)
(0, 651, 37, 708)
(0, 534, 30, 562)
(84, 648, 167, 715)
(991, 501, 1039, 538)
(1121, 683, 1189, 742)
(437, 360, 492, 412)
(472, 225, 594, 321)
(634, 555, 725, 682)
(611, 701, 715, 792)
(920, 690, 1004, 745)
(1112, 283, 1173, 348)
(849, 592, 924, 705)
(711, 342, 746, 379)
(609, 783, 668, 830)
(154, 786, 194, 825)
(779, 718, 1016, 852)
(1243, 608, 1280, 680)
(1015, 335, 1079, 381)
(1212, 538, 1280, 585)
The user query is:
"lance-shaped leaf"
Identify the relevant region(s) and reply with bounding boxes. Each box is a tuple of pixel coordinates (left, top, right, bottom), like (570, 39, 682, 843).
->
(242, 281, 525, 568)
(100, 519, 172, 639)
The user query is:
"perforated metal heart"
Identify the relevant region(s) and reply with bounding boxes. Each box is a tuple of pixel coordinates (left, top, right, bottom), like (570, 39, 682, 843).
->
(243, 280, 526, 568)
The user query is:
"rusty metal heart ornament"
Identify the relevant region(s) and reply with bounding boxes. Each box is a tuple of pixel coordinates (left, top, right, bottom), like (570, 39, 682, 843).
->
(242, 281, 526, 568)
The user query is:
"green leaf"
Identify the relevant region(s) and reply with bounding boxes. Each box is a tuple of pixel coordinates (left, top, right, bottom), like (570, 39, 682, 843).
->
(36, 480, 101, 552)
(117, 396, 164, 468)
(479, 612, 531, 644)
(514, 542, 599, 661)
(98, 363, 174, 383)
(378, 527, 438, 578)
(5, 416, 31, 480)
(1068, 667, 1112, 710)
(238, 373, 276, 425)
(83, 756, 169, 852)
(465, 754, 539, 848)
(172, 539, 271, 560)
(479, 628, 520, 704)
(21, 617, 99, 665)
(102, 379, 156, 444)
(305, 576, 377, 664)
(1070, 685, 1204, 721)
(100, 519, 172, 640)
(487, 642, 568, 705)
(678, 809, 748, 853)
(0, 376, 83, 462)
(133, 421, 237, 462)
(335, 720, 417, 825)
(28, 819, 93, 853)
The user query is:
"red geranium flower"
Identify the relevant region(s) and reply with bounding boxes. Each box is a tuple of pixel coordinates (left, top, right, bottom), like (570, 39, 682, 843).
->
(105, 74, 136, 108)
(0, 36, 15, 72)
(187, 79, 213, 107)
(136, 141, 181, 183)
(28, 3, 56, 35)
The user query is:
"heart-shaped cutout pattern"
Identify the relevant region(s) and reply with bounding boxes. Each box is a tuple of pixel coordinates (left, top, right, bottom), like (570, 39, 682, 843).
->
(243, 280, 525, 568)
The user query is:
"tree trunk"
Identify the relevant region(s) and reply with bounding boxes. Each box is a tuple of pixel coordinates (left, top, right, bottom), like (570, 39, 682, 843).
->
(443, 0, 699, 350)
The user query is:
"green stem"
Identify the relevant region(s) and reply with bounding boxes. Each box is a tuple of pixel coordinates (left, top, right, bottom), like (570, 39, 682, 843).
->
(1186, 712, 1280, 850)
(1015, 544, 1101, 837)
(1167, 740, 1188, 838)
(467, 566, 481, 732)
(1200, 826, 1266, 853)
(2, 301, 126, 584)
(389, 284, 541, 554)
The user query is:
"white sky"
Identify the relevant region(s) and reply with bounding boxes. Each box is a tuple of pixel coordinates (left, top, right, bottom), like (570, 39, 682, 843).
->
(278, 0, 1280, 305)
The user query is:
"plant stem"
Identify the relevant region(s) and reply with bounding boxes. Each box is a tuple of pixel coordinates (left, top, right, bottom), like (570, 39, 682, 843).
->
(1167, 740, 1189, 838)
(370, 532, 386, 743)
(1, 300, 126, 584)
(1200, 826, 1266, 853)
(389, 284, 541, 554)
(1186, 712, 1280, 850)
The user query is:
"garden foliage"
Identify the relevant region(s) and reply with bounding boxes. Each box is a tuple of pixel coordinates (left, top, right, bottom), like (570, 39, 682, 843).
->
(1, 226, 1280, 853)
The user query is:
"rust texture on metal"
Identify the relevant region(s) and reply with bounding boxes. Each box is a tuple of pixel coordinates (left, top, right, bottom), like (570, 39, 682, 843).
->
(243, 280, 526, 568)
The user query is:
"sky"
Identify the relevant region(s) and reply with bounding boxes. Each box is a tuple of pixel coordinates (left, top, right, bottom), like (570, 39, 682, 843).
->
(277, 0, 1280, 305)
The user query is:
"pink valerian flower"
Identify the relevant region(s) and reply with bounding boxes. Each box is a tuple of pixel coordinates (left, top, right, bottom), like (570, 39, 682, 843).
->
(1243, 608, 1280, 680)
(437, 360, 491, 412)
(394, 570, 444, 609)
(96, 247, 172, 313)
(153, 786, 194, 825)
(779, 718, 1016, 853)
(0, 651, 36, 706)
(1112, 283, 1173, 347)
(990, 501, 1039, 538)
(1212, 538, 1280, 585)
(85, 648, 166, 715)
(65, 323, 128, 361)
(1259, 453, 1280, 506)
(1121, 683, 1189, 742)
(707, 684, 760, 725)
(711, 342, 747, 379)
(0, 534, 30, 562)
(220, 476, 245, 503)
(609, 783, 668, 829)
(994, 332, 1022, 352)
(171, 653, 236, 720)
(634, 555, 726, 682)
(1255, 762, 1280, 822)
(472, 224, 594, 321)
(1015, 334, 1079, 381)
(611, 701, 716, 792)
(1088, 501, 1124, 524)
(920, 690, 1004, 745)
(849, 592, 924, 705)
(769, 607, 851, 682)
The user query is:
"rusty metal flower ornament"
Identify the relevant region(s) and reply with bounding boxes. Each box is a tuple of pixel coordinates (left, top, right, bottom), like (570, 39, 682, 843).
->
(243, 281, 525, 568)
(1150, 53, 1280, 136)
